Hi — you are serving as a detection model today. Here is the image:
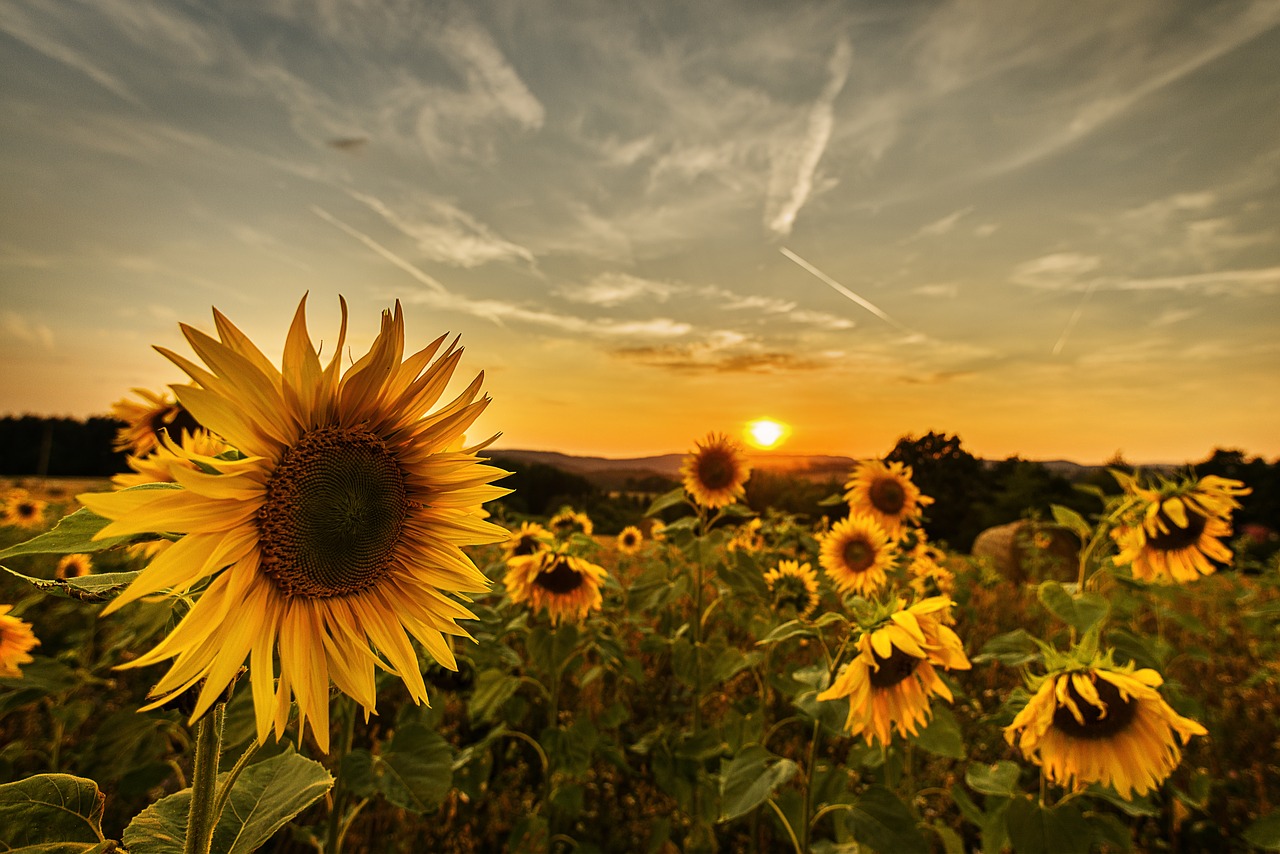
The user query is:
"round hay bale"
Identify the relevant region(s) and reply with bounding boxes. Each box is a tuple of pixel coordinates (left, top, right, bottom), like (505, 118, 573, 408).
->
(970, 520, 1079, 584)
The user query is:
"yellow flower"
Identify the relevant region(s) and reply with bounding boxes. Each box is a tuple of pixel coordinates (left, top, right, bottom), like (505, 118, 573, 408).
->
(549, 509, 593, 538)
(616, 525, 643, 555)
(3, 494, 47, 529)
(905, 535, 955, 599)
(113, 429, 232, 489)
(819, 513, 898, 598)
(1111, 474, 1250, 584)
(78, 296, 510, 751)
(1004, 661, 1207, 799)
(649, 520, 667, 542)
(504, 522, 553, 561)
(505, 551, 608, 624)
(727, 517, 764, 553)
(843, 460, 932, 540)
(818, 597, 970, 746)
(56, 553, 93, 579)
(681, 432, 750, 510)
(0, 605, 39, 678)
(763, 560, 820, 619)
(111, 388, 203, 457)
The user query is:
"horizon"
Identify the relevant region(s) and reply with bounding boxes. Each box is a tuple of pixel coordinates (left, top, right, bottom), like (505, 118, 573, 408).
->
(3, 2, 1278, 463)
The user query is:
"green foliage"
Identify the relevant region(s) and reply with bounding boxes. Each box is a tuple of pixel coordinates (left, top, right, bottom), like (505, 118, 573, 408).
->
(0, 774, 110, 850)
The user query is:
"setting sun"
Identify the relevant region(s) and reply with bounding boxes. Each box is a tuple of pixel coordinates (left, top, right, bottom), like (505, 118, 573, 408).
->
(744, 418, 791, 450)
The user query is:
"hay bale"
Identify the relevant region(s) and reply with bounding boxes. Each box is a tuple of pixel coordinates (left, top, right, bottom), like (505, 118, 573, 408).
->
(970, 520, 1079, 584)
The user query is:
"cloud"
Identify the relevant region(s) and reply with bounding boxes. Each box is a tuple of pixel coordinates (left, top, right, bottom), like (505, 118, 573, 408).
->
(612, 344, 830, 373)
(1149, 307, 1200, 327)
(0, 2, 141, 104)
(1, 311, 55, 350)
(912, 283, 960, 299)
(905, 207, 975, 241)
(555, 273, 677, 306)
(1011, 253, 1103, 289)
(349, 192, 535, 269)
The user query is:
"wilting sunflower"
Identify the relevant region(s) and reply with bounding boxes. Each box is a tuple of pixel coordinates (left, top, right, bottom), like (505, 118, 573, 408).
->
(819, 513, 898, 598)
(505, 550, 608, 624)
(844, 460, 932, 540)
(1005, 657, 1207, 799)
(111, 388, 203, 457)
(549, 508, 593, 538)
(56, 553, 93, 579)
(3, 494, 46, 529)
(818, 596, 970, 746)
(763, 560, 820, 619)
(0, 605, 39, 678)
(681, 432, 750, 510)
(504, 521, 553, 561)
(616, 525, 643, 555)
(114, 429, 232, 489)
(1111, 473, 1250, 584)
(79, 296, 510, 751)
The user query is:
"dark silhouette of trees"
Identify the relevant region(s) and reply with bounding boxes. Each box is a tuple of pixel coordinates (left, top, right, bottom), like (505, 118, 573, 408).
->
(0, 416, 127, 477)
(885, 431, 991, 550)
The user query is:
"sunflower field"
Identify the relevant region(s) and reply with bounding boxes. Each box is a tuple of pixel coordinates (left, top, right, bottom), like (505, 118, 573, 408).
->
(2, 298, 1279, 854)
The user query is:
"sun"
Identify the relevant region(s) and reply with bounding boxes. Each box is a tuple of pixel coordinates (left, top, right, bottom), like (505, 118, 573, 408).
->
(744, 418, 790, 450)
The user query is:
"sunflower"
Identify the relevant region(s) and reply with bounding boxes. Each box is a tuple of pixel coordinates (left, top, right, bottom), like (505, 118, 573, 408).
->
(504, 522, 553, 561)
(111, 388, 203, 457)
(505, 550, 608, 624)
(549, 509, 593, 538)
(905, 535, 955, 599)
(1111, 474, 1250, 584)
(681, 432, 750, 510)
(649, 520, 667, 542)
(1005, 658, 1207, 799)
(819, 513, 898, 598)
(114, 429, 232, 489)
(818, 596, 970, 746)
(3, 494, 47, 529)
(0, 605, 40, 678)
(763, 560, 820, 620)
(616, 525, 643, 555)
(727, 517, 764, 553)
(56, 553, 93, 579)
(843, 460, 932, 539)
(78, 296, 510, 751)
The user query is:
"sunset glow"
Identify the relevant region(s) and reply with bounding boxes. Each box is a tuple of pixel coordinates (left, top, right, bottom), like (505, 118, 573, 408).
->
(745, 419, 790, 451)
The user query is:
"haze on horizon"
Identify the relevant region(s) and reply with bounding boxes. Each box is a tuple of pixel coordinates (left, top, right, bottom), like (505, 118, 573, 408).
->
(2, 0, 1278, 467)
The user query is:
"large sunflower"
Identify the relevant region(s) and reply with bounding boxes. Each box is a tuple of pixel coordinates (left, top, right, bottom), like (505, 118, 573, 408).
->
(763, 560, 820, 620)
(819, 513, 898, 598)
(843, 460, 932, 540)
(504, 521, 553, 561)
(79, 297, 510, 751)
(505, 551, 608, 624)
(1005, 659, 1207, 799)
(1111, 474, 1250, 584)
(111, 388, 203, 457)
(818, 597, 970, 746)
(681, 432, 750, 510)
(0, 605, 39, 678)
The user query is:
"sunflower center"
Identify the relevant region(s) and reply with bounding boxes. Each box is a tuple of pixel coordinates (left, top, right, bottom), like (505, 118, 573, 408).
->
(1146, 508, 1207, 552)
(868, 645, 922, 688)
(257, 427, 409, 599)
(512, 536, 541, 557)
(842, 539, 875, 573)
(697, 451, 737, 491)
(869, 478, 907, 515)
(16, 502, 37, 519)
(1052, 675, 1138, 740)
(534, 557, 585, 595)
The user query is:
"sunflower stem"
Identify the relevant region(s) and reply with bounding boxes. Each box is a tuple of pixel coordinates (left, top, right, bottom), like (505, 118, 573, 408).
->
(800, 718, 821, 853)
(690, 505, 708, 827)
(209, 738, 261, 840)
(764, 797, 803, 854)
(184, 703, 225, 854)
(324, 697, 358, 854)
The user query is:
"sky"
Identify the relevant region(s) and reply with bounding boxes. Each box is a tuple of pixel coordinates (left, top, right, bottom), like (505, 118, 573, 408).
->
(2, 0, 1278, 465)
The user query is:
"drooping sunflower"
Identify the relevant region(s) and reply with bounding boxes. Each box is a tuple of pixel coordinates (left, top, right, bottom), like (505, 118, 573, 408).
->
(1111, 474, 1250, 584)
(818, 596, 970, 746)
(505, 550, 608, 624)
(763, 560, 820, 620)
(504, 521, 553, 561)
(843, 460, 932, 540)
(78, 296, 510, 751)
(0, 605, 40, 678)
(56, 553, 93, 579)
(549, 508, 593, 539)
(3, 494, 47, 529)
(111, 388, 203, 457)
(616, 525, 643, 555)
(1005, 658, 1207, 799)
(681, 432, 750, 510)
(819, 513, 898, 598)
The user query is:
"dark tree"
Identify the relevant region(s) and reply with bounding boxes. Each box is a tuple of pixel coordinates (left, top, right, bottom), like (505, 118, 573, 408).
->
(885, 431, 993, 550)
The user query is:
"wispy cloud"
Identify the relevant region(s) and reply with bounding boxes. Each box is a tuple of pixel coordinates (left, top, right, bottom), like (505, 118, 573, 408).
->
(904, 207, 975, 242)
(0, 3, 141, 104)
(1011, 253, 1103, 290)
(1, 311, 54, 350)
(349, 191, 535, 269)
(554, 273, 677, 306)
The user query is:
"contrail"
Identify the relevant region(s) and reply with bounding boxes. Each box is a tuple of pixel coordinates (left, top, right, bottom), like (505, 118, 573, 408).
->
(1052, 280, 1100, 356)
(311, 206, 449, 295)
(779, 247, 911, 334)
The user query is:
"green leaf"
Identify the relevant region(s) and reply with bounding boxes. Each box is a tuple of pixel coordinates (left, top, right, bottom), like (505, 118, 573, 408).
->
(756, 620, 817, 647)
(965, 761, 1022, 798)
(0, 774, 108, 850)
(717, 745, 798, 822)
(123, 748, 332, 854)
(910, 706, 965, 759)
(1004, 797, 1091, 854)
(373, 724, 454, 813)
(844, 785, 929, 854)
(974, 629, 1041, 667)
(0, 492, 177, 561)
(0, 565, 144, 603)
(468, 668, 520, 724)
(1049, 505, 1091, 542)
(1036, 581, 1109, 635)
(1245, 811, 1280, 850)
(645, 487, 689, 517)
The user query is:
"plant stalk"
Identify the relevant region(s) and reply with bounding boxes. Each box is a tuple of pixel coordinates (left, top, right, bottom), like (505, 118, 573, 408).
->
(184, 703, 225, 854)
